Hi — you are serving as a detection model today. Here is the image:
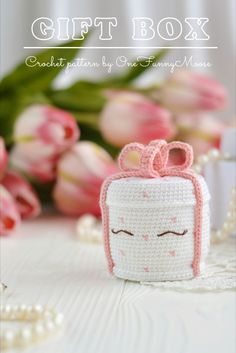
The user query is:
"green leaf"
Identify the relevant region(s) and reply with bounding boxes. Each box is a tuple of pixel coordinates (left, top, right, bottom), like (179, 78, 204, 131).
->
(66, 80, 104, 92)
(0, 97, 18, 142)
(105, 49, 168, 85)
(32, 181, 54, 205)
(48, 86, 106, 112)
(0, 93, 50, 144)
(0, 33, 90, 95)
(73, 112, 100, 128)
(0, 35, 90, 142)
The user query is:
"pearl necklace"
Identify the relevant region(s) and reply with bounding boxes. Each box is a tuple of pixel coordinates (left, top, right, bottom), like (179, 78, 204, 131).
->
(76, 214, 103, 243)
(0, 304, 64, 350)
(76, 148, 235, 245)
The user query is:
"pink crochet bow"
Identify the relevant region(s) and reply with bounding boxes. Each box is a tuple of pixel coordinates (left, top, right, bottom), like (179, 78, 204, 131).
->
(118, 139, 194, 178)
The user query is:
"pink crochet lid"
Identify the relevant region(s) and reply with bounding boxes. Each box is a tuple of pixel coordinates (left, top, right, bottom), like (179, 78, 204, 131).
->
(100, 139, 208, 278)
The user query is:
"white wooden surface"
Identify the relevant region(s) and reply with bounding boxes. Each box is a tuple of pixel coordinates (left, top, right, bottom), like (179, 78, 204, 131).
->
(1, 215, 235, 353)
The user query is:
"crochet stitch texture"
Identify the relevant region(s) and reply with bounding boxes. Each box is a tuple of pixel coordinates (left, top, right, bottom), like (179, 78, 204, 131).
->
(100, 140, 210, 282)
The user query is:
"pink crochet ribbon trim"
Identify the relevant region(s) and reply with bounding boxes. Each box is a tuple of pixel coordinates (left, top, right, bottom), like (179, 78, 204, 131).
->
(100, 140, 203, 277)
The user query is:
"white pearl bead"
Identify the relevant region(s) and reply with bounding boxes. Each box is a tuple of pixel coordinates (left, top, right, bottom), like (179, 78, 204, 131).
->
(17, 328, 32, 346)
(11, 305, 20, 319)
(17, 304, 27, 320)
(192, 165, 202, 174)
(32, 323, 45, 338)
(0, 304, 64, 349)
(44, 308, 53, 318)
(54, 313, 64, 326)
(32, 304, 44, 317)
(44, 320, 55, 333)
(215, 230, 222, 239)
(77, 227, 89, 238)
(90, 229, 102, 242)
(1, 305, 11, 320)
(197, 155, 209, 165)
(25, 306, 34, 320)
(1, 330, 15, 347)
(76, 214, 96, 229)
(208, 148, 220, 160)
(226, 211, 234, 220)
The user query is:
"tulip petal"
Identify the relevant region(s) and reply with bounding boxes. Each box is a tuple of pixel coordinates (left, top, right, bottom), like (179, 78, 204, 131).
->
(2, 171, 41, 219)
(0, 186, 20, 236)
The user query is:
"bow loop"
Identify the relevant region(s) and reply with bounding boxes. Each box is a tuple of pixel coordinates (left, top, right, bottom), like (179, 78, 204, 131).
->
(118, 140, 193, 177)
(159, 141, 193, 173)
(118, 142, 144, 172)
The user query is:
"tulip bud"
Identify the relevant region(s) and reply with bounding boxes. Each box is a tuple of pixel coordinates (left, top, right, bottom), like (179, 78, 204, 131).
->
(10, 145, 58, 183)
(53, 142, 117, 216)
(99, 92, 175, 147)
(14, 104, 80, 153)
(176, 113, 225, 157)
(0, 137, 8, 180)
(0, 185, 20, 236)
(2, 171, 41, 220)
(158, 70, 227, 113)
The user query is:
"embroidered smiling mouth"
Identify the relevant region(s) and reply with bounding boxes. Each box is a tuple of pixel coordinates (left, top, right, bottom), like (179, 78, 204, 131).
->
(111, 228, 188, 237)
(157, 229, 188, 237)
(111, 229, 134, 236)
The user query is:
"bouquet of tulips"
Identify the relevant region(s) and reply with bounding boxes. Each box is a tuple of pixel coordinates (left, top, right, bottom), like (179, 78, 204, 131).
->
(0, 35, 229, 235)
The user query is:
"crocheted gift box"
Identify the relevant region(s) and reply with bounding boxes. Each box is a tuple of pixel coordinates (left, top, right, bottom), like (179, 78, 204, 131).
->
(100, 140, 210, 282)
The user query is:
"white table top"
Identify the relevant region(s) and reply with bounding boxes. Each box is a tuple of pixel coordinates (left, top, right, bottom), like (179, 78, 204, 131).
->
(1, 215, 235, 353)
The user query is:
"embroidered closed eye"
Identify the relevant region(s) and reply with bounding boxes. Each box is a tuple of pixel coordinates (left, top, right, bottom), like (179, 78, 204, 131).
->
(111, 229, 134, 236)
(157, 229, 188, 237)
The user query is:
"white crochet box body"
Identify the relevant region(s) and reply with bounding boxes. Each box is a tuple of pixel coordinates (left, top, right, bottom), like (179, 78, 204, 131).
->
(105, 175, 210, 282)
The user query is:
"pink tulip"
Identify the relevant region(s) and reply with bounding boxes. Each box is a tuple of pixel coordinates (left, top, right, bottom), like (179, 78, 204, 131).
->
(0, 185, 20, 236)
(14, 105, 80, 153)
(176, 113, 225, 157)
(159, 70, 228, 113)
(53, 141, 117, 216)
(0, 137, 8, 180)
(2, 171, 41, 220)
(10, 145, 58, 183)
(99, 92, 175, 147)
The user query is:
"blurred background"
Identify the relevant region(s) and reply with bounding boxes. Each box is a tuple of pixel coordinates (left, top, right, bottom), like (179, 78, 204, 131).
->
(1, 0, 235, 118)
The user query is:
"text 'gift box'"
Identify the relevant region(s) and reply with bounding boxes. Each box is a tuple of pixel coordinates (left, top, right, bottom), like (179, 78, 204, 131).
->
(100, 140, 210, 282)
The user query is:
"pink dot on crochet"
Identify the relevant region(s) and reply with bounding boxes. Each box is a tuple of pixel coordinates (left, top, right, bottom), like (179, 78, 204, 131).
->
(170, 217, 177, 223)
(144, 267, 149, 272)
(142, 235, 149, 241)
(168, 250, 176, 257)
(119, 216, 124, 224)
(119, 249, 125, 256)
(142, 191, 149, 198)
